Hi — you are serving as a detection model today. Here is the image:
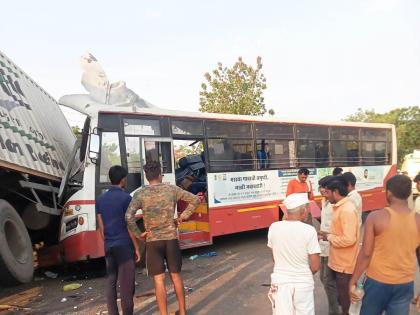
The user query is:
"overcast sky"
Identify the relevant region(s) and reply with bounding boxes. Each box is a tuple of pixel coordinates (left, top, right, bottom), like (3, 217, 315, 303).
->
(1, 0, 419, 127)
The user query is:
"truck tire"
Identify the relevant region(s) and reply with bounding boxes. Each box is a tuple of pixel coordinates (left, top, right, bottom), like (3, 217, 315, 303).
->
(0, 200, 34, 286)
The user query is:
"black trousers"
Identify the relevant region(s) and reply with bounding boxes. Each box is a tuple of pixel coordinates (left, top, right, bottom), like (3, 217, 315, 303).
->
(105, 245, 135, 315)
(332, 270, 352, 315)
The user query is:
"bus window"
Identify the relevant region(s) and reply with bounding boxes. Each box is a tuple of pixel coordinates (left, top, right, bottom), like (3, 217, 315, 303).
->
(208, 139, 254, 172)
(206, 121, 252, 138)
(362, 129, 387, 141)
(361, 129, 389, 165)
(331, 127, 359, 141)
(331, 141, 359, 165)
(172, 120, 203, 136)
(255, 124, 293, 139)
(124, 118, 161, 136)
(297, 126, 329, 140)
(125, 137, 141, 173)
(331, 127, 360, 166)
(255, 123, 295, 169)
(99, 132, 121, 183)
(362, 142, 387, 165)
(256, 139, 295, 169)
(144, 141, 173, 173)
(297, 140, 329, 167)
(296, 126, 329, 167)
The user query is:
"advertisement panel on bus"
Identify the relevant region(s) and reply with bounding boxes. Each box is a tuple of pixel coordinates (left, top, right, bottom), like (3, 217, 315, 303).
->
(208, 165, 392, 208)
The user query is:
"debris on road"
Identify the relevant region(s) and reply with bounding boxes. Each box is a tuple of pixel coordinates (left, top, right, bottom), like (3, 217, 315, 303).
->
(189, 251, 218, 260)
(0, 304, 32, 311)
(184, 286, 194, 293)
(201, 251, 218, 257)
(44, 271, 58, 279)
(60, 298, 67, 303)
(63, 283, 82, 292)
(189, 255, 199, 261)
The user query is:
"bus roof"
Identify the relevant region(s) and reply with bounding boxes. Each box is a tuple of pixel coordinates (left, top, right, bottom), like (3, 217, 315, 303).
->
(59, 93, 393, 129)
(98, 106, 394, 130)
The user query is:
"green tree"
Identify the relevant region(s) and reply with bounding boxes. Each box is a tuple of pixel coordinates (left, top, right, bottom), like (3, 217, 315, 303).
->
(199, 57, 273, 116)
(71, 126, 82, 141)
(345, 106, 420, 165)
(71, 126, 80, 135)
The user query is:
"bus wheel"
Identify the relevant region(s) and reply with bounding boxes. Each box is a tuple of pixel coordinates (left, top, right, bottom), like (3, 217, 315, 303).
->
(0, 200, 34, 286)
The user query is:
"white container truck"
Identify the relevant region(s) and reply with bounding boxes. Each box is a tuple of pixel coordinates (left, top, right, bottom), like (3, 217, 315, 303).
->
(0, 51, 78, 285)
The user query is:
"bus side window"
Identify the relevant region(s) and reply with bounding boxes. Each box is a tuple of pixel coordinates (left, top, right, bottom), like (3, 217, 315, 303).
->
(296, 140, 329, 167)
(331, 127, 360, 166)
(361, 129, 388, 166)
(362, 142, 386, 165)
(208, 139, 254, 172)
(255, 124, 295, 169)
(256, 139, 295, 169)
(206, 121, 254, 172)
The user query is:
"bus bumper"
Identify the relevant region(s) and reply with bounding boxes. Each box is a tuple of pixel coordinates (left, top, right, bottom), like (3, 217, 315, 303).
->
(62, 230, 104, 263)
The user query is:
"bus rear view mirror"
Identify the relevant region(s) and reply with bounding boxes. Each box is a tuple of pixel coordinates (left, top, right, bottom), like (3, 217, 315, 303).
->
(79, 117, 91, 162)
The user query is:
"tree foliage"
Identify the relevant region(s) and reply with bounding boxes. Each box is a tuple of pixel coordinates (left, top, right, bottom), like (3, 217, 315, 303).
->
(71, 126, 80, 135)
(199, 57, 273, 116)
(71, 126, 82, 141)
(345, 106, 420, 165)
(174, 141, 203, 166)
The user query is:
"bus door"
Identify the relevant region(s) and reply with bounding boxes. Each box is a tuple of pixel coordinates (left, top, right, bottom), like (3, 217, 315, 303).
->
(141, 138, 176, 185)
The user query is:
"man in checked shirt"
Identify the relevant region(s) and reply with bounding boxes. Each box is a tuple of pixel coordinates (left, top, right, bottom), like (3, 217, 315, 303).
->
(125, 161, 200, 315)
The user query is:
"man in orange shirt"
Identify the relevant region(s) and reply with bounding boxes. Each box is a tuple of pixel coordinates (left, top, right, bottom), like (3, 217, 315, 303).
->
(286, 168, 314, 200)
(318, 176, 359, 315)
(349, 175, 420, 315)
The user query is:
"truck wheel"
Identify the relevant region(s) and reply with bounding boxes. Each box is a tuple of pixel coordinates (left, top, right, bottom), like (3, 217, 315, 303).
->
(0, 200, 34, 286)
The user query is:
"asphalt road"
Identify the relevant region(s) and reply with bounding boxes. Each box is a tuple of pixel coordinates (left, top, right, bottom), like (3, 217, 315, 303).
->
(1, 229, 419, 314)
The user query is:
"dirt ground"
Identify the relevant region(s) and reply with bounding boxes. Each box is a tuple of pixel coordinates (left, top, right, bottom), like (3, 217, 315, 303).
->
(1, 229, 419, 314)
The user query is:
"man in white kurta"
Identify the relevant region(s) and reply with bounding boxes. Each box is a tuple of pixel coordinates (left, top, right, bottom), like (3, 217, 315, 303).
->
(268, 193, 321, 315)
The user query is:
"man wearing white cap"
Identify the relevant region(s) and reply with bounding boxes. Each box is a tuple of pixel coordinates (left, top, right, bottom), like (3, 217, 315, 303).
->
(268, 193, 321, 315)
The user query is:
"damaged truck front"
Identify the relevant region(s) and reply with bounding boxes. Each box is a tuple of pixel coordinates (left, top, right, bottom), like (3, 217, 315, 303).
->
(0, 51, 85, 286)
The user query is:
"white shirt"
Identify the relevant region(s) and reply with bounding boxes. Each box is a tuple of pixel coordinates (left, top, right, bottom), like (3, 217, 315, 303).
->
(319, 199, 334, 257)
(347, 189, 363, 226)
(414, 196, 420, 213)
(268, 220, 320, 285)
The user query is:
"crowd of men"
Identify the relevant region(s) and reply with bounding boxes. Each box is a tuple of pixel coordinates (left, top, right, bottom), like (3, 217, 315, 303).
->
(95, 160, 420, 315)
(268, 167, 420, 315)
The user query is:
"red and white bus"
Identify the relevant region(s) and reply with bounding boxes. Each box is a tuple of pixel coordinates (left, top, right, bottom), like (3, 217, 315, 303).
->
(55, 107, 396, 263)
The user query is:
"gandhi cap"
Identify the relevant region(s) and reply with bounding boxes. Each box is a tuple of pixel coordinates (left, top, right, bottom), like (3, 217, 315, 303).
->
(284, 193, 309, 210)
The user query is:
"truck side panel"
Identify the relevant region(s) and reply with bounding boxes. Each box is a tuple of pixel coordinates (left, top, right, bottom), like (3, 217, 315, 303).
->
(0, 51, 75, 179)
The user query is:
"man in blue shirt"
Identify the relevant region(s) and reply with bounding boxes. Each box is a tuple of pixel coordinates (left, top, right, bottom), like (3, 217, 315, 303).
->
(96, 165, 140, 315)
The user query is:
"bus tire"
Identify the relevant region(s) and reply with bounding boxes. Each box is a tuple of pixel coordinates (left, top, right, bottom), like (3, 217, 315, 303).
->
(0, 200, 34, 286)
